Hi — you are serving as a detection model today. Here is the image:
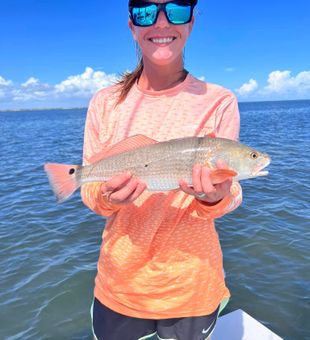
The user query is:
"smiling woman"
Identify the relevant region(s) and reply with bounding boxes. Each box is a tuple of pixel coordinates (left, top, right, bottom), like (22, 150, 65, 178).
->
(79, 1, 243, 340)
(116, 0, 198, 105)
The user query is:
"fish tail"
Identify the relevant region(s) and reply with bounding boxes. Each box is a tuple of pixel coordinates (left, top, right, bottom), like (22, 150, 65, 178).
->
(44, 163, 82, 203)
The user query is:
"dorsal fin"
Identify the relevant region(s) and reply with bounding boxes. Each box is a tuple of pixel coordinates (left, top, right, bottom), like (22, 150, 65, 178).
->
(89, 134, 158, 163)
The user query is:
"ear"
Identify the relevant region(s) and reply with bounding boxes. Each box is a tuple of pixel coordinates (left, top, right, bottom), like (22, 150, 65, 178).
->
(189, 15, 195, 33)
(128, 19, 138, 41)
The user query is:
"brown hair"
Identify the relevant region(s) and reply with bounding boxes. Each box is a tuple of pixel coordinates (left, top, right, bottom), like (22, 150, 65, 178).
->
(115, 58, 144, 106)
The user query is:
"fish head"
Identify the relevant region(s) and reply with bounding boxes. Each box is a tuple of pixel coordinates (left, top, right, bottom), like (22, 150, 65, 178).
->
(231, 144, 271, 180)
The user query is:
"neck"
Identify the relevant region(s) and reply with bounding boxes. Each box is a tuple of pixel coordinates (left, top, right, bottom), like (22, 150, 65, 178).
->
(138, 57, 188, 91)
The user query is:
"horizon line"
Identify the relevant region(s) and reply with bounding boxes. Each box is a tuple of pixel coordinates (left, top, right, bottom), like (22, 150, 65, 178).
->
(1, 98, 309, 113)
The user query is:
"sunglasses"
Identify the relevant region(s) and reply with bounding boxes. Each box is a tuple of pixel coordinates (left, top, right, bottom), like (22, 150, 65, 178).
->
(129, 1, 194, 27)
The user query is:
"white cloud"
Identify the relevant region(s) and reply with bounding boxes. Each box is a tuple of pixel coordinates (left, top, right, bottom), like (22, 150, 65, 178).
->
(13, 78, 51, 102)
(54, 67, 119, 98)
(0, 76, 13, 87)
(264, 70, 310, 93)
(0, 76, 14, 105)
(225, 67, 235, 72)
(236, 79, 258, 96)
(22, 77, 40, 87)
(0, 67, 119, 110)
(1, 68, 310, 110)
(236, 70, 310, 100)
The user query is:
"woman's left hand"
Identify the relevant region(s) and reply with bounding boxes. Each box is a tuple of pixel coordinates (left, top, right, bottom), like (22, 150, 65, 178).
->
(179, 160, 232, 205)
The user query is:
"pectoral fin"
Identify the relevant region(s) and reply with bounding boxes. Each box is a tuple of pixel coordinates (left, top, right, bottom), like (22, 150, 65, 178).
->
(209, 169, 237, 184)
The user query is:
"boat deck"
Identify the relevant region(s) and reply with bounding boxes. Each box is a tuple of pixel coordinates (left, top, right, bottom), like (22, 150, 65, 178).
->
(212, 309, 283, 340)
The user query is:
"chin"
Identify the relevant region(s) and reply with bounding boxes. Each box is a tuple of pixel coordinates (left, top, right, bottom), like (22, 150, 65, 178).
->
(147, 51, 182, 66)
(152, 58, 176, 66)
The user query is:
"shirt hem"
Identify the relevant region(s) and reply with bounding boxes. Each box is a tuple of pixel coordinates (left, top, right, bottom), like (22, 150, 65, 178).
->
(94, 287, 230, 319)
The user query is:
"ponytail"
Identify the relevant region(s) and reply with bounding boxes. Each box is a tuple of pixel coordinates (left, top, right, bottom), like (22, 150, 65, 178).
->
(115, 58, 144, 106)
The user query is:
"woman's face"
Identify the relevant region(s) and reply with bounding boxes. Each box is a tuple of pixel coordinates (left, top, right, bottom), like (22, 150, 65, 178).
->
(129, 0, 194, 66)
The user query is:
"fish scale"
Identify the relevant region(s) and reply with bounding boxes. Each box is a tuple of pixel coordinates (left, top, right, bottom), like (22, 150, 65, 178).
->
(44, 135, 271, 202)
(79, 137, 268, 191)
(80, 137, 201, 190)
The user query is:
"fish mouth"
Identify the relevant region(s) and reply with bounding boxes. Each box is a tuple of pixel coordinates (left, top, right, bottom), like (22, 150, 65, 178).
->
(252, 157, 271, 177)
(254, 170, 269, 177)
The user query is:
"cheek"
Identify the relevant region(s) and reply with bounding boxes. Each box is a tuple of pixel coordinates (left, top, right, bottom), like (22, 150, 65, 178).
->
(132, 26, 147, 42)
(176, 26, 191, 46)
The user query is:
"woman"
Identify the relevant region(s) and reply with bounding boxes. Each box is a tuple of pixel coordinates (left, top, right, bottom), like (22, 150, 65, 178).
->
(82, 1, 242, 339)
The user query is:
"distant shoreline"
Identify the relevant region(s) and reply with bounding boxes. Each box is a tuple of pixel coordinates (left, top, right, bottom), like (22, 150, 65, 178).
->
(0, 107, 87, 113)
(1, 98, 309, 113)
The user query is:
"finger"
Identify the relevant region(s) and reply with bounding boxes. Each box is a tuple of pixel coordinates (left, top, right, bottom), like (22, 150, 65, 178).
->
(104, 171, 132, 192)
(100, 182, 109, 195)
(179, 179, 196, 196)
(192, 164, 203, 193)
(109, 177, 139, 203)
(201, 167, 216, 194)
(216, 178, 232, 196)
(125, 181, 147, 202)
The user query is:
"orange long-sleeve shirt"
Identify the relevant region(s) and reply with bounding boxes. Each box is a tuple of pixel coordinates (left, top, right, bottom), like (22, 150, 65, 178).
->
(81, 74, 242, 319)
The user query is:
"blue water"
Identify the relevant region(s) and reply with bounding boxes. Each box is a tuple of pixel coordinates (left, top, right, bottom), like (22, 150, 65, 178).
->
(0, 100, 309, 339)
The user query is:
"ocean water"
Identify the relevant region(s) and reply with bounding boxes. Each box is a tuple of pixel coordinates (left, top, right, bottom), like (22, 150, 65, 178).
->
(0, 100, 309, 340)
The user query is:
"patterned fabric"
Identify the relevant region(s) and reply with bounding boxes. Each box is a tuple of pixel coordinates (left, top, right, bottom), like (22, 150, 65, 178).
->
(81, 74, 242, 319)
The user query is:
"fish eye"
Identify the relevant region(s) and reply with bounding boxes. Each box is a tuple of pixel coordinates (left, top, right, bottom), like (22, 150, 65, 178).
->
(250, 152, 258, 159)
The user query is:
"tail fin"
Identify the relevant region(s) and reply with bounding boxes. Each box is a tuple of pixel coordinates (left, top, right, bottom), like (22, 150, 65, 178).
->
(44, 163, 81, 203)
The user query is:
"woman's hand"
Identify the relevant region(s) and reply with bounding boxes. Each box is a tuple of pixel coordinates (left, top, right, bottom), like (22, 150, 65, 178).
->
(179, 160, 232, 205)
(100, 172, 147, 205)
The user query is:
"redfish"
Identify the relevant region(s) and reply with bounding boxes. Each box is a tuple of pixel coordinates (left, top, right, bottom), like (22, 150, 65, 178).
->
(44, 134, 271, 203)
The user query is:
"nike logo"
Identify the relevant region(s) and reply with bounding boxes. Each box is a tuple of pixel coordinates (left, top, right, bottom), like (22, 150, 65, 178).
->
(202, 317, 217, 334)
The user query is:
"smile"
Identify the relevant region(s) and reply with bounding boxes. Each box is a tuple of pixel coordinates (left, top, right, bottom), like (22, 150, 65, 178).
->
(148, 37, 176, 44)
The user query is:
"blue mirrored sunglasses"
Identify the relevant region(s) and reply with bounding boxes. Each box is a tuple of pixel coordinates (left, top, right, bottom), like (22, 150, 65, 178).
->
(129, 1, 194, 27)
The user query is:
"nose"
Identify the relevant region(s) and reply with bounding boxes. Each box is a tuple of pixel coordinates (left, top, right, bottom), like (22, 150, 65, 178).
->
(154, 10, 170, 28)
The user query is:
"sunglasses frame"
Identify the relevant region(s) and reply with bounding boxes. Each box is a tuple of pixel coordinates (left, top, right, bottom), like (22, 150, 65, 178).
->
(129, 1, 194, 27)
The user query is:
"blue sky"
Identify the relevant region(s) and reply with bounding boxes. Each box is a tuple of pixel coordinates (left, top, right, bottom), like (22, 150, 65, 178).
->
(0, 0, 309, 109)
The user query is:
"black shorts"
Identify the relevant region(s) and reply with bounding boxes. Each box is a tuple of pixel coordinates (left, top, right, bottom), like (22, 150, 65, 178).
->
(91, 298, 219, 340)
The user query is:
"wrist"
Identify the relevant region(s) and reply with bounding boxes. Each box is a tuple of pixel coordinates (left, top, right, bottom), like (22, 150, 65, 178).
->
(197, 197, 223, 206)
(195, 191, 224, 206)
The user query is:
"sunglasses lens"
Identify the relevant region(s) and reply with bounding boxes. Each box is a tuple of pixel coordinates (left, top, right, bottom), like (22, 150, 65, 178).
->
(130, 2, 193, 27)
(131, 4, 157, 26)
(166, 3, 192, 24)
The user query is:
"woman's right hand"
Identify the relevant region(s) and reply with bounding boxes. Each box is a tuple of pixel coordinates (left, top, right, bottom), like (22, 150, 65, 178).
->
(100, 172, 147, 205)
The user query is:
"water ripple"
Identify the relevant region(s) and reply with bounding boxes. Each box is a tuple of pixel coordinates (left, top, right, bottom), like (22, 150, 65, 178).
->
(1, 103, 310, 339)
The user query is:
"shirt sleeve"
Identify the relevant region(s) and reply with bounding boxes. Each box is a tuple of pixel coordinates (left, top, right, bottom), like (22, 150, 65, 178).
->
(194, 91, 243, 219)
(80, 92, 121, 217)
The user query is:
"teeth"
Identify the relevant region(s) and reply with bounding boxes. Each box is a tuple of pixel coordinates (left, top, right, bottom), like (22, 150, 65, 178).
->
(150, 37, 174, 44)
(256, 170, 269, 177)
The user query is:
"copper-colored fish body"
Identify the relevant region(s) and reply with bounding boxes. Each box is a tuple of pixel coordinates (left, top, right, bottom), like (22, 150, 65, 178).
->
(80, 136, 270, 190)
(44, 135, 271, 202)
